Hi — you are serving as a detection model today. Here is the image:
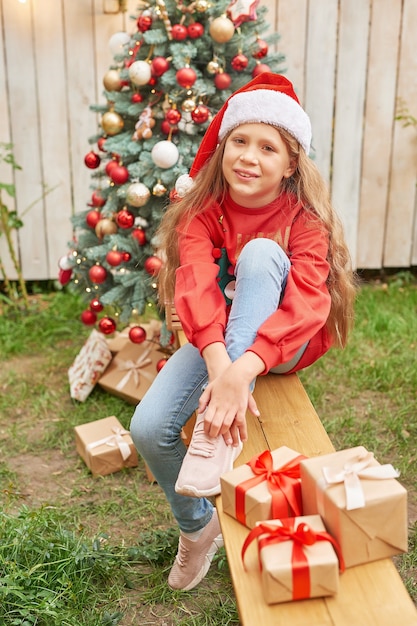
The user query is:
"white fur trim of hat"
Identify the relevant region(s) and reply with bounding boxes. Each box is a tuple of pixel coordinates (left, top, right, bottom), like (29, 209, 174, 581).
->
(218, 89, 312, 154)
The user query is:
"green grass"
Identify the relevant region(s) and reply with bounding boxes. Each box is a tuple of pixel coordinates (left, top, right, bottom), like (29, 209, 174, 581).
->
(0, 274, 416, 623)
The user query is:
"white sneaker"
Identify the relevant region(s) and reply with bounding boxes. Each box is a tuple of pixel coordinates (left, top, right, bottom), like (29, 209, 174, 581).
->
(175, 410, 243, 498)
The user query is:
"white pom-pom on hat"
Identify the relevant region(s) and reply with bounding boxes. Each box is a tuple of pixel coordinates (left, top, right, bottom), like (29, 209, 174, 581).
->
(175, 173, 194, 197)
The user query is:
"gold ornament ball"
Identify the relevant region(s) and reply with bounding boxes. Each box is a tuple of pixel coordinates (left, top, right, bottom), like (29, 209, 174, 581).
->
(126, 182, 151, 207)
(206, 60, 220, 75)
(209, 16, 235, 43)
(181, 98, 197, 112)
(153, 182, 167, 197)
(103, 69, 123, 91)
(195, 0, 209, 12)
(95, 218, 117, 239)
(101, 111, 124, 136)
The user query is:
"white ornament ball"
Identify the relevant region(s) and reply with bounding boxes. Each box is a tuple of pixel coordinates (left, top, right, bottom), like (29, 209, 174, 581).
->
(151, 141, 179, 169)
(58, 254, 74, 270)
(126, 182, 151, 207)
(129, 60, 152, 86)
(109, 31, 130, 57)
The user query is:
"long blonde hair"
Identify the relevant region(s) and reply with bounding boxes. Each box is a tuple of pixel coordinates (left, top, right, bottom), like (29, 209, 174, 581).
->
(157, 126, 357, 347)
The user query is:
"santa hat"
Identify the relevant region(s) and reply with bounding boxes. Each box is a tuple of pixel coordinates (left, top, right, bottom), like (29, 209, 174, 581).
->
(175, 72, 312, 197)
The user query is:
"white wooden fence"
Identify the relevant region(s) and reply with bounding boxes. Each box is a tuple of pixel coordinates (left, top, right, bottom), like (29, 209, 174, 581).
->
(1, 0, 416, 281)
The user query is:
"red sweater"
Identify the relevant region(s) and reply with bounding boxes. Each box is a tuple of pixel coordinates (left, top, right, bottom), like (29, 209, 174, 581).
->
(174, 192, 333, 374)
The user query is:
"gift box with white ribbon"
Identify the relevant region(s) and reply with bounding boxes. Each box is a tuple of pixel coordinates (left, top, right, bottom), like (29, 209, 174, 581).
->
(74, 415, 138, 476)
(98, 340, 163, 404)
(300, 446, 408, 567)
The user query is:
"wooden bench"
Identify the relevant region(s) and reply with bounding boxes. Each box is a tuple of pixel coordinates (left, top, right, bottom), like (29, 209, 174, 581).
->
(170, 327, 417, 625)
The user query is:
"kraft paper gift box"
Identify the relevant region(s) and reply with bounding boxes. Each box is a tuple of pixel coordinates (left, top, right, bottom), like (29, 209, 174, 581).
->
(220, 446, 306, 529)
(74, 415, 138, 476)
(300, 446, 408, 568)
(97, 340, 162, 404)
(241, 515, 343, 604)
(68, 329, 112, 402)
(106, 319, 162, 353)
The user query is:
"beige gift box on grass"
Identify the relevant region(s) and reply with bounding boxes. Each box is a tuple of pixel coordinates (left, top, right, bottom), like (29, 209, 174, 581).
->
(242, 515, 342, 605)
(220, 446, 305, 529)
(105, 320, 162, 353)
(98, 340, 163, 405)
(74, 415, 138, 477)
(300, 446, 408, 568)
(68, 329, 112, 402)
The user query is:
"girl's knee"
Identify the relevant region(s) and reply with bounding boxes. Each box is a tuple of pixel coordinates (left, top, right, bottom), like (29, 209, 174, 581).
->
(237, 238, 290, 274)
(130, 402, 157, 452)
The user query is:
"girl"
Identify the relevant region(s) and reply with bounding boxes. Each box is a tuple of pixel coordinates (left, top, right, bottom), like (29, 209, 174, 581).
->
(130, 73, 356, 592)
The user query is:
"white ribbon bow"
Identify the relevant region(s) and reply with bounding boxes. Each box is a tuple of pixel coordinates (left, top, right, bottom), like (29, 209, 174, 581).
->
(115, 345, 154, 391)
(321, 451, 400, 510)
(86, 426, 132, 461)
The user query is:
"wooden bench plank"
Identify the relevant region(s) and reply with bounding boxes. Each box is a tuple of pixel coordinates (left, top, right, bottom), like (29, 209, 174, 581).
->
(215, 373, 417, 626)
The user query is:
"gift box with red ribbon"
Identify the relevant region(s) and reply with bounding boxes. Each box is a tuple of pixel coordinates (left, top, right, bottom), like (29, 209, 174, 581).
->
(241, 515, 344, 604)
(220, 446, 307, 529)
(68, 329, 113, 402)
(300, 446, 408, 568)
(74, 415, 138, 476)
(98, 340, 163, 404)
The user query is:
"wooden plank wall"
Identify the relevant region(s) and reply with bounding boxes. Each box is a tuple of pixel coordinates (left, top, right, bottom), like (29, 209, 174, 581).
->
(0, 0, 416, 282)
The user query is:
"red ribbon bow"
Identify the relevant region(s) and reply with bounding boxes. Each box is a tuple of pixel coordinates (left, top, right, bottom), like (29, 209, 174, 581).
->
(235, 449, 306, 525)
(241, 520, 345, 600)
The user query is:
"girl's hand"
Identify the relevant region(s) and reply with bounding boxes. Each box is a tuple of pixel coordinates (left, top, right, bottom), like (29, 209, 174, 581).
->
(199, 361, 263, 446)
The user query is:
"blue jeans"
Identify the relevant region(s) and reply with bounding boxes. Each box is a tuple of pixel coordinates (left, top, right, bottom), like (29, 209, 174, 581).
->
(130, 239, 304, 533)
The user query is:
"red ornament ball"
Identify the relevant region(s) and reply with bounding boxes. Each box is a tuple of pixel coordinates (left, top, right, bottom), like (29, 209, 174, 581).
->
(128, 325, 147, 344)
(176, 67, 197, 89)
(137, 14, 152, 32)
(171, 24, 188, 40)
(214, 72, 232, 90)
(81, 309, 97, 325)
(231, 53, 248, 71)
(144, 255, 162, 276)
(105, 160, 119, 176)
(123, 251, 132, 262)
(86, 210, 102, 228)
(84, 151, 101, 169)
(161, 120, 178, 135)
(191, 105, 210, 124)
(98, 317, 117, 335)
(156, 357, 168, 372)
(90, 190, 106, 207)
(151, 56, 170, 77)
(131, 92, 143, 104)
(106, 249, 124, 266)
(97, 137, 107, 152)
(166, 108, 182, 125)
(88, 264, 107, 284)
(131, 228, 146, 245)
(252, 63, 271, 77)
(252, 39, 268, 59)
(89, 298, 104, 312)
(187, 22, 204, 39)
(116, 208, 135, 229)
(110, 164, 129, 185)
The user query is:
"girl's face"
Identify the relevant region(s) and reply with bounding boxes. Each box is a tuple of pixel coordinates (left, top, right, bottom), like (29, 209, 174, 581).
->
(222, 123, 295, 208)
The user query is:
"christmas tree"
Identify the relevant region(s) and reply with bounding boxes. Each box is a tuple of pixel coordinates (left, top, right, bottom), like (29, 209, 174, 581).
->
(59, 0, 284, 340)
